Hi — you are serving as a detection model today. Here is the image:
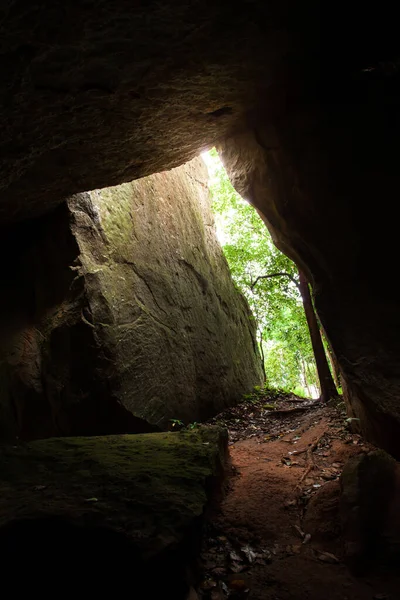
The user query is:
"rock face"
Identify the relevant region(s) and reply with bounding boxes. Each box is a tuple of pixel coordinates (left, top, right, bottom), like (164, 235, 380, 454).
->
(0, 427, 228, 596)
(0, 1, 296, 223)
(0, 2, 399, 454)
(340, 451, 400, 572)
(217, 90, 400, 457)
(0, 158, 262, 440)
(1, 2, 394, 225)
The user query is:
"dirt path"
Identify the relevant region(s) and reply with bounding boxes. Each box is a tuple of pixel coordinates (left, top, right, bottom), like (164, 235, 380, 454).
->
(198, 394, 400, 600)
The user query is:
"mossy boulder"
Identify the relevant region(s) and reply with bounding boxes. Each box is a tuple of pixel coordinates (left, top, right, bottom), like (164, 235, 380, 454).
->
(0, 158, 262, 440)
(0, 427, 228, 597)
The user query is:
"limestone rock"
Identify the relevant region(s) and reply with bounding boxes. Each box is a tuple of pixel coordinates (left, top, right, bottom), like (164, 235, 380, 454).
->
(0, 158, 262, 440)
(0, 427, 228, 596)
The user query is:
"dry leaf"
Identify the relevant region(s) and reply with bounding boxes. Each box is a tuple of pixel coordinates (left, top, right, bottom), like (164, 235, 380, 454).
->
(284, 499, 297, 508)
(317, 551, 339, 564)
(229, 550, 242, 562)
(230, 562, 245, 573)
(294, 524, 305, 538)
(241, 545, 257, 563)
(200, 580, 217, 590)
(227, 579, 248, 592)
(212, 567, 227, 576)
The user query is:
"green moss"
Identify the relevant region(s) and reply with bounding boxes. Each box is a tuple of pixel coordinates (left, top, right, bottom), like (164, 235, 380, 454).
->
(98, 183, 136, 257)
(0, 428, 227, 556)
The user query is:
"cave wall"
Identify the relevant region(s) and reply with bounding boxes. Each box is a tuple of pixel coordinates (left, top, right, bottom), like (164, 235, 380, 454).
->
(217, 74, 400, 456)
(0, 158, 262, 440)
(1, 2, 400, 453)
(0, 0, 301, 224)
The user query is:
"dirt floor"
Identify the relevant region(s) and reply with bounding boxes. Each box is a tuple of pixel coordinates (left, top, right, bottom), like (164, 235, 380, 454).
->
(197, 392, 400, 600)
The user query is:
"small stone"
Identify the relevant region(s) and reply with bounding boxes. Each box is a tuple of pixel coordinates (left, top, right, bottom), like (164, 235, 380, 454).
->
(200, 580, 217, 590)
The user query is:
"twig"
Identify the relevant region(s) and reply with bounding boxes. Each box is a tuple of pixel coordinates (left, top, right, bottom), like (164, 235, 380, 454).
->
(296, 431, 326, 488)
(298, 464, 314, 486)
(251, 272, 300, 291)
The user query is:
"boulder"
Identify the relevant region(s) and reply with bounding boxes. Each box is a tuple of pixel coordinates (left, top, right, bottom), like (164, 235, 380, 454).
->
(340, 450, 400, 572)
(0, 1, 321, 223)
(0, 158, 262, 440)
(0, 426, 228, 597)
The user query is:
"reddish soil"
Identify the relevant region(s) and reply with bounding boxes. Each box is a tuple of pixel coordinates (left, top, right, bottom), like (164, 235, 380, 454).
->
(198, 395, 400, 600)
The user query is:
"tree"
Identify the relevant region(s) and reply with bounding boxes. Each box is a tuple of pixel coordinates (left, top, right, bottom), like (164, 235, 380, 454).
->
(251, 269, 339, 401)
(297, 271, 338, 402)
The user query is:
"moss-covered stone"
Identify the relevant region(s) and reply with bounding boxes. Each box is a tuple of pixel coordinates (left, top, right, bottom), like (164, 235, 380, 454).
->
(0, 426, 227, 596)
(0, 159, 262, 440)
(0, 427, 227, 553)
(67, 157, 263, 430)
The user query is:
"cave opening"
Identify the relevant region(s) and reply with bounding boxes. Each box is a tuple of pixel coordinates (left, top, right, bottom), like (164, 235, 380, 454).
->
(203, 148, 335, 401)
(0, 3, 400, 598)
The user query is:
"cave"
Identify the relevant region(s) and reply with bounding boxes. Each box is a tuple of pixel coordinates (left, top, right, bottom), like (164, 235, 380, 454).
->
(0, 2, 399, 598)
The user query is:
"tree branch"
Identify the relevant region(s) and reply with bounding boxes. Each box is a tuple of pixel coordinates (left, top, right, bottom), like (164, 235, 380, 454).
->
(251, 272, 300, 291)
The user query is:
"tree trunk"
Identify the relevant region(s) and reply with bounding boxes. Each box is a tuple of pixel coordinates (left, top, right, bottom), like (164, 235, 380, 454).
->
(259, 329, 266, 382)
(325, 341, 341, 389)
(298, 270, 338, 402)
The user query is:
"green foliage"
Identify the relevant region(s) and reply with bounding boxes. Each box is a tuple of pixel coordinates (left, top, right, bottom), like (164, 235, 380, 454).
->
(170, 419, 200, 431)
(186, 422, 199, 430)
(207, 149, 318, 396)
(169, 418, 185, 429)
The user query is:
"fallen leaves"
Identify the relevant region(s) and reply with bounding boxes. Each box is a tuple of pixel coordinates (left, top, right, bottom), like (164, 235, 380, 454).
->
(316, 551, 340, 564)
(241, 545, 256, 563)
(207, 391, 319, 443)
(199, 527, 273, 598)
(198, 393, 376, 599)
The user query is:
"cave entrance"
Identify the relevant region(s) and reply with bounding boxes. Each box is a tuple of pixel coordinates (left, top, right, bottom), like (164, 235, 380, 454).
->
(203, 149, 339, 401)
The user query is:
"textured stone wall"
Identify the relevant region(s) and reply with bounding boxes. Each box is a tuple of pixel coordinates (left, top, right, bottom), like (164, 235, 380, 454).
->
(0, 158, 262, 440)
(1, 1, 399, 454)
(217, 86, 400, 457)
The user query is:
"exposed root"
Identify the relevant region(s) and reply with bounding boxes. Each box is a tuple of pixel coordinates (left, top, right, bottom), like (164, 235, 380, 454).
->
(269, 405, 318, 417)
(296, 431, 326, 489)
(284, 398, 312, 404)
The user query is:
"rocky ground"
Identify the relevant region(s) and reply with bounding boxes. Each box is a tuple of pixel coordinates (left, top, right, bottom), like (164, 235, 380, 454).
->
(195, 391, 400, 600)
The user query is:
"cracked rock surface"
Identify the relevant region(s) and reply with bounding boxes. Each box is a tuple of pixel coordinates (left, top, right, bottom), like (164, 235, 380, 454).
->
(0, 158, 262, 440)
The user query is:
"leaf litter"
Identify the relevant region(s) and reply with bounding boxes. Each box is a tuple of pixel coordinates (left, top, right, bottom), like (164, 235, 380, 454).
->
(196, 390, 399, 599)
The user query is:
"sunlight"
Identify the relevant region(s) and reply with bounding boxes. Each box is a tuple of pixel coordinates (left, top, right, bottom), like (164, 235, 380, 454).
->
(201, 148, 325, 399)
